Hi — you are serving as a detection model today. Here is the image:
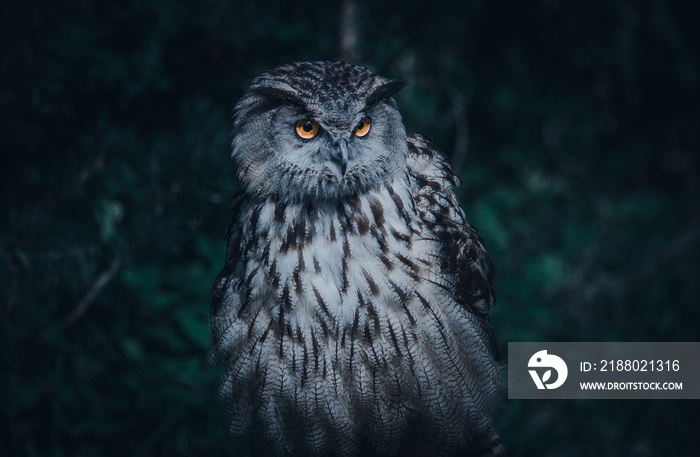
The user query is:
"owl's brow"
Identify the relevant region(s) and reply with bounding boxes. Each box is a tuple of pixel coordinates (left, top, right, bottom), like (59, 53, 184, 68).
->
(249, 86, 308, 111)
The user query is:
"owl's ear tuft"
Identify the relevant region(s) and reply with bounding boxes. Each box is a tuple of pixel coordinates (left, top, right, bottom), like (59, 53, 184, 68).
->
(366, 80, 406, 107)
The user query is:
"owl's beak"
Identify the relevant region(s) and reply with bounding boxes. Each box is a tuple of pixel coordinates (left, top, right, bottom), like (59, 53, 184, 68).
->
(331, 139, 349, 175)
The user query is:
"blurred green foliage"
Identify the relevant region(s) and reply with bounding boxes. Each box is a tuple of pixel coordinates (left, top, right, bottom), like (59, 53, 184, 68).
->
(1, 0, 699, 456)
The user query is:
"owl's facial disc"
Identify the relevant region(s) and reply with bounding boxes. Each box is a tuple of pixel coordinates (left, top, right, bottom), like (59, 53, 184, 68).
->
(293, 115, 370, 177)
(232, 62, 410, 201)
(304, 117, 372, 176)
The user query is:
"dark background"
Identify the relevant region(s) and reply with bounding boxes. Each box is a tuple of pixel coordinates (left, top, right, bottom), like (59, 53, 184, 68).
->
(2, 0, 699, 455)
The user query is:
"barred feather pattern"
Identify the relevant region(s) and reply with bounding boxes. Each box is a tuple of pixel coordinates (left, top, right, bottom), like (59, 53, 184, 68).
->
(211, 62, 504, 457)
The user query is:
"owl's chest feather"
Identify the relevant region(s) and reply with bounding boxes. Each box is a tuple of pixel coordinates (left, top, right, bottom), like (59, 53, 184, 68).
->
(236, 181, 437, 331)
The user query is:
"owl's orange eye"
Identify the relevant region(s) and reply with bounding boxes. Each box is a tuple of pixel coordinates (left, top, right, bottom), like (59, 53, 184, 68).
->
(353, 116, 371, 137)
(295, 119, 320, 139)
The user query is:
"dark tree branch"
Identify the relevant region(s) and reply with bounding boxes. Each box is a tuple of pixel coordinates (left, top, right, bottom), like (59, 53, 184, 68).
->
(49, 243, 133, 335)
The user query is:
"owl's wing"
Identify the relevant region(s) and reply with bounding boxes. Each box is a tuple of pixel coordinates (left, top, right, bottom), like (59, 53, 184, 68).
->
(406, 133, 496, 318)
(209, 190, 246, 358)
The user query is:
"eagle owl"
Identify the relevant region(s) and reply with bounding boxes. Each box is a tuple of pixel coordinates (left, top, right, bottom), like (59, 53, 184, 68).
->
(211, 61, 504, 457)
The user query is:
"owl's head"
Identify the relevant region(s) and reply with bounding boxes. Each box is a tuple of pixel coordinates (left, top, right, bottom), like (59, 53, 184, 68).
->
(231, 61, 408, 202)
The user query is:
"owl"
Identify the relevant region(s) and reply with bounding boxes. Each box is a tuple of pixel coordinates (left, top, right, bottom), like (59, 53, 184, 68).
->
(211, 61, 504, 457)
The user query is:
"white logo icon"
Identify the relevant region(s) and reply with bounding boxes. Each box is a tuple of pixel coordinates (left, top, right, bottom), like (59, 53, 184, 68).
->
(528, 350, 568, 389)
